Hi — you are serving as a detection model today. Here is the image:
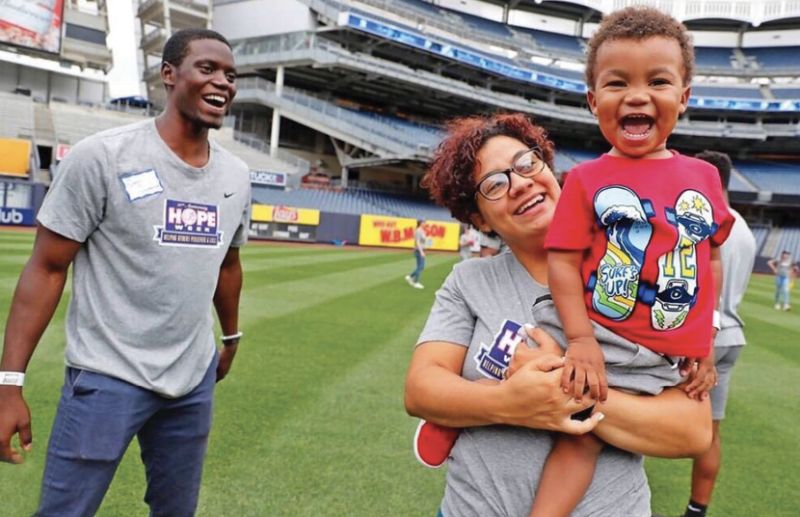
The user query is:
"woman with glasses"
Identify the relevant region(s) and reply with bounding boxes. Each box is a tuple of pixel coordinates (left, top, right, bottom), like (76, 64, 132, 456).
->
(404, 113, 712, 517)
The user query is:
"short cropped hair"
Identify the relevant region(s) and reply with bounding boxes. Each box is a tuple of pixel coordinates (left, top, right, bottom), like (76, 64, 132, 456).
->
(585, 6, 694, 89)
(695, 150, 732, 190)
(162, 28, 231, 67)
(422, 113, 554, 225)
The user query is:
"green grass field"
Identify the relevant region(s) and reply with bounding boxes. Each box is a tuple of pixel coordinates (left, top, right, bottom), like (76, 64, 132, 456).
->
(0, 229, 797, 516)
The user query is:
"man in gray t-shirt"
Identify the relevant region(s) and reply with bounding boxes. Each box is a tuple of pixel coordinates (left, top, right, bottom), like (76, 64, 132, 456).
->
(0, 29, 249, 516)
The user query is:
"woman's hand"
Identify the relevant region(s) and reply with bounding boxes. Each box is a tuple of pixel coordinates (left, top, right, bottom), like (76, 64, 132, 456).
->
(500, 325, 603, 435)
(505, 325, 564, 378)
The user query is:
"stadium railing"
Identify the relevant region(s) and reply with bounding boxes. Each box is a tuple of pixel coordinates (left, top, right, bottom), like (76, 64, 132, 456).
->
(234, 32, 785, 140)
(235, 76, 436, 159)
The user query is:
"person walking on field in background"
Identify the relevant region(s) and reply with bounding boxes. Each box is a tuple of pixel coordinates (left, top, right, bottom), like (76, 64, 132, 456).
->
(0, 28, 250, 516)
(767, 250, 798, 311)
(458, 224, 475, 261)
(406, 220, 427, 289)
(681, 151, 756, 517)
(479, 230, 507, 257)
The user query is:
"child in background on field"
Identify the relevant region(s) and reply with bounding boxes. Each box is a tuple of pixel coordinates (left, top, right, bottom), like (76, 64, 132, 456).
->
(537, 6, 735, 516)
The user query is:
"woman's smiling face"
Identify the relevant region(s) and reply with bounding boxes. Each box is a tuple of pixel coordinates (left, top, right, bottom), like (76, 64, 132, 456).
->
(470, 135, 561, 245)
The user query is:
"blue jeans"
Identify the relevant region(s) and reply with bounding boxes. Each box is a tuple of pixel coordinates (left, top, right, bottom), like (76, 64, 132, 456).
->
(775, 275, 791, 306)
(36, 354, 218, 517)
(410, 249, 425, 282)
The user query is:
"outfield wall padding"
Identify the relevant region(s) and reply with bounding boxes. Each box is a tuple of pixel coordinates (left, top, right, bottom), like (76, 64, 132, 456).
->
(317, 212, 361, 245)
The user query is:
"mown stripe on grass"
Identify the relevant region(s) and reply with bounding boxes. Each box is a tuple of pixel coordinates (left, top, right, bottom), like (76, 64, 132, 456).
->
(196, 259, 456, 516)
(237, 254, 455, 322)
(243, 250, 416, 287)
(242, 248, 402, 274)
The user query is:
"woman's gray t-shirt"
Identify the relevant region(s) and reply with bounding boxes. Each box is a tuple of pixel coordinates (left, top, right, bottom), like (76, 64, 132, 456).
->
(417, 252, 651, 517)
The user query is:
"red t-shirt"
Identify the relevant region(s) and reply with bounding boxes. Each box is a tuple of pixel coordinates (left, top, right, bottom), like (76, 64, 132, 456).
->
(545, 152, 734, 357)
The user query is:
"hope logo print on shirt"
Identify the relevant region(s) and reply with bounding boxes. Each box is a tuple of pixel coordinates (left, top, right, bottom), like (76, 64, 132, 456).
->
(475, 319, 527, 380)
(153, 199, 224, 248)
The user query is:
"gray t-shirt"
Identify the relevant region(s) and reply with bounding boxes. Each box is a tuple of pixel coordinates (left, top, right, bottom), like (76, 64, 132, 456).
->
(774, 256, 793, 278)
(415, 225, 426, 251)
(417, 252, 651, 517)
(716, 209, 756, 348)
(38, 119, 251, 397)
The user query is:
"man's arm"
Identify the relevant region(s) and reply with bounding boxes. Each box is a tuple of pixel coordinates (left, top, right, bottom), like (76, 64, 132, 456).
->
(213, 246, 243, 382)
(0, 225, 81, 463)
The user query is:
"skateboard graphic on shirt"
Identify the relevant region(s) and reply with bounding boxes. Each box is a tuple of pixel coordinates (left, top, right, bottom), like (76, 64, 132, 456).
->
(645, 190, 717, 330)
(588, 186, 655, 321)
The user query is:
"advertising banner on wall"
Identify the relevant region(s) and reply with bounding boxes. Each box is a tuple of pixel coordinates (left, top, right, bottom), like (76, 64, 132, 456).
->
(0, 0, 65, 54)
(0, 138, 32, 178)
(0, 207, 34, 226)
(358, 215, 459, 251)
(250, 170, 287, 188)
(251, 203, 320, 226)
(250, 203, 320, 242)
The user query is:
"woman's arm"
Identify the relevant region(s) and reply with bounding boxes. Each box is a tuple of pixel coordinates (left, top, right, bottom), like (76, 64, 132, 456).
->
(404, 339, 599, 433)
(593, 388, 712, 458)
(405, 331, 712, 458)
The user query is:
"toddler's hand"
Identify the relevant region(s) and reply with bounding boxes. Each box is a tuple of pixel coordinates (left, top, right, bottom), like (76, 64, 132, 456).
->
(683, 354, 717, 400)
(562, 336, 608, 402)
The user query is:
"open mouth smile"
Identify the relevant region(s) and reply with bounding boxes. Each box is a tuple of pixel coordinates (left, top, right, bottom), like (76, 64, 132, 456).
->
(202, 94, 227, 110)
(514, 193, 546, 215)
(620, 114, 654, 140)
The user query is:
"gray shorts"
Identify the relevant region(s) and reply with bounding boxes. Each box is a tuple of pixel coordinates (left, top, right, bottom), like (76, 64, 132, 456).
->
(532, 296, 682, 395)
(710, 345, 744, 420)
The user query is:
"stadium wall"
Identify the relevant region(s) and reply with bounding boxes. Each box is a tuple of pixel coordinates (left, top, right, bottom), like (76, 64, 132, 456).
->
(214, 0, 315, 40)
(0, 178, 46, 227)
(0, 59, 106, 104)
(317, 212, 361, 245)
(249, 204, 459, 250)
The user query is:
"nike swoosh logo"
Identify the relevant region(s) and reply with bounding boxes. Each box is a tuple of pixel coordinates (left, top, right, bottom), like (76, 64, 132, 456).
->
(224, 192, 235, 198)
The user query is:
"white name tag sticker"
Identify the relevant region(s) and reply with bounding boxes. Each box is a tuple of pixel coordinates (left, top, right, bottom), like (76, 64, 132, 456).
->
(120, 169, 164, 202)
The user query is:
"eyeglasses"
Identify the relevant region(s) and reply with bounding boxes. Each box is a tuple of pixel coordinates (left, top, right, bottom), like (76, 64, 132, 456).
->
(475, 148, 547, 201)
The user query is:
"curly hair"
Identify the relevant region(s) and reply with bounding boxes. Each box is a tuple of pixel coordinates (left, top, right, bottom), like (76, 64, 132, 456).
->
(585, 6, 694, 89)
(422, 113, 554, 225)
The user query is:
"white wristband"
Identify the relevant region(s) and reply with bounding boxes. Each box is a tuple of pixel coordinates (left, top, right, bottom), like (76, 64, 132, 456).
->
(712, 310, 721, 331)
(0, 371, 25, 386)
(220, 331, 243, 343)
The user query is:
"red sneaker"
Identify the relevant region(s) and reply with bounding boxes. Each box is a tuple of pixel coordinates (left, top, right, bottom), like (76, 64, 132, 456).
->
(413, 419, 461, 468)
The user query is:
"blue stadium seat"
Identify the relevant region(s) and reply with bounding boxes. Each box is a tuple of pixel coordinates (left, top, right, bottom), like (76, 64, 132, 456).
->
(693, 85, 764, 100)
(771, 88, 800, 100)
(734, 161, 800, 195)
(750, 226, 769, 255)
(744, 47, 800, 69)
(451, 11, 511, 39)
(517, 27, 584, 55)
(695, 47, 734, 68)
(251, 185, 452, 220)
(772, 227, 800, 259)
